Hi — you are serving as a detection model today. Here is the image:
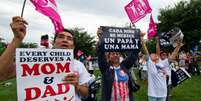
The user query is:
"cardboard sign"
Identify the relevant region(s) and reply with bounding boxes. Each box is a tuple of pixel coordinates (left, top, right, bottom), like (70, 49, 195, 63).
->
(159, 32, 172, 48)
(159, 28, 184, 48)
(100, 26, 141, 52)
(16, 48, 75, 101)
(171, 68, 191, 87)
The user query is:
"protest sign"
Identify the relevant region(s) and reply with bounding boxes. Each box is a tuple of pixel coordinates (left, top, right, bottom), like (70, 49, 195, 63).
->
(171, 68, 191, 87)
(125, 0, 152, 23)
(16, 49, 75, 101)
(100, 26, 141, 52)
(168, 28, 184, 47)
(159, 27, 184, 48)
(159, 32, 172, 48)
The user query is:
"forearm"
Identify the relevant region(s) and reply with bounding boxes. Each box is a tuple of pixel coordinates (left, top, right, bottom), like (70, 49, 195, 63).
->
(170, 45, 182, 60)
(156, 39, 160, 56)
(97, 44, 109, 72)
(0, 68, 16, 81)
(76, 83, 88, 97)
(0, 38, 21, 77)
(141, 39, 149, 55)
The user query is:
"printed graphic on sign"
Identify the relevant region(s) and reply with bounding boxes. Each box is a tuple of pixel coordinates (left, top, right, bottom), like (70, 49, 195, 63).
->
(16, 49, 75, 101)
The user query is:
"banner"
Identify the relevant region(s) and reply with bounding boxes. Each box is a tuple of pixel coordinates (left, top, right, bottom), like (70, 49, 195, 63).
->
(16, 49, 75, 101)
(100, 26, 141, 52)
(30, 0, 64, 33)
(147, 14, 157, 39)
(125, 0, 152, 23)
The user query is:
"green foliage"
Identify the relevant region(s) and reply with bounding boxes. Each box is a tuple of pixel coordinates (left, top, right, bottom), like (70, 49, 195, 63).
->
(0, 42, 6, 55)
(19, 43, 38, 48)
(0, 79, 17, 101)
(157, 0, 201, 50)
(0, 41, 38, 56)
(146, 38, 157, 53)
(69, 28, 96, 57)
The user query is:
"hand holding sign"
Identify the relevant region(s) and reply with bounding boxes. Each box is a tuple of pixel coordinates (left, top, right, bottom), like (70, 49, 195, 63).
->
(97, 27, 103, 40)
(140, 32, 146, 38)
(63, 72, 79, 89)
(176, 39, 184, 47)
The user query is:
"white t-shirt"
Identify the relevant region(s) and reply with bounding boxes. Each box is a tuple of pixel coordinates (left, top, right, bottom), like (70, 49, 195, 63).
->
(141, 61, 148, 71)
(147, 57, 167, 97)
(159, 58, 171, 84)
(71, 59, 92, 101)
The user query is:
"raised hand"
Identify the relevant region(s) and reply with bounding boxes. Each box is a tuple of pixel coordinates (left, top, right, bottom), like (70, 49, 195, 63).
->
(63, 72, 79, 87)
(97, 27, 103, 40)
(10, 16, 28, 41)
(140, 32, 146, 38)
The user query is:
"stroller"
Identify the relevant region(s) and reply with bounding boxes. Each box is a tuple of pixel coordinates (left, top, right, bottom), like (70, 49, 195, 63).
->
(82, 77, 101, 101)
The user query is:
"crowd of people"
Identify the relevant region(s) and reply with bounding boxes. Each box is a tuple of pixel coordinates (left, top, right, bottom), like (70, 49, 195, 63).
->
(0, 16, 200, 101)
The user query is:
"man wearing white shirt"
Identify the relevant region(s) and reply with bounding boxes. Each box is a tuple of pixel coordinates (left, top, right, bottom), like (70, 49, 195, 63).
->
(141, 33, 183, 101)
(0, 16, 91, 101)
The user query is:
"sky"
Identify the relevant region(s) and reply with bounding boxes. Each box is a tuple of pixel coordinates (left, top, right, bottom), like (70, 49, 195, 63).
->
(0, 0, 187, 45)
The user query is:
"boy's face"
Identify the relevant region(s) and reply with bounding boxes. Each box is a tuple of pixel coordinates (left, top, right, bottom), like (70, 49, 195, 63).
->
(150, 53, 159, 61)
(53, 31, 74, 49)
(160, 52, 168, 60)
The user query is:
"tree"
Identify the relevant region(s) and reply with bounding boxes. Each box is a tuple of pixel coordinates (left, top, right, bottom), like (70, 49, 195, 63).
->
(69, 28, 96, 57)
(0, 41, 38, 56)
(157, 0, 201, 51)
(19, 42, 38, 48)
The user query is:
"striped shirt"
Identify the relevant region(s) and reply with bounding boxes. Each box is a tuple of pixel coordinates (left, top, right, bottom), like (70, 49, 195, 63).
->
(111, 66, 129, 101)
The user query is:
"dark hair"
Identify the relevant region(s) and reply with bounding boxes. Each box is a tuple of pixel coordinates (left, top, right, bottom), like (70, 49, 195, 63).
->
(160, 51, 165, 55)
(53, 28, 74, 42)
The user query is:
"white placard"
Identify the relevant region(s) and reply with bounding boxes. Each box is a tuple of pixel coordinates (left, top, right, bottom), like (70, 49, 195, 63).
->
(16, 48, 75, 101)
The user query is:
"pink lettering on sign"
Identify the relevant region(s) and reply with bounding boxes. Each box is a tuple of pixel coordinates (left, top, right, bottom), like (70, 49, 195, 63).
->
(125, 0, 152, 23)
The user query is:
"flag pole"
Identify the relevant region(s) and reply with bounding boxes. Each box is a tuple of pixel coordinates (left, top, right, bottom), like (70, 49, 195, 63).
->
(21, 0, 27, 17)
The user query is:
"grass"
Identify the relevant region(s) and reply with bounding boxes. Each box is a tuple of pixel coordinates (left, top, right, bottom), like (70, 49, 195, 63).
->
(0, 70, 201, 101)
(0, 78, 17, 101)
(134, 74, 201, 101)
